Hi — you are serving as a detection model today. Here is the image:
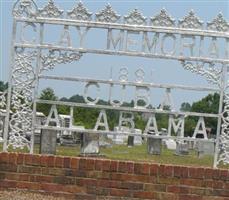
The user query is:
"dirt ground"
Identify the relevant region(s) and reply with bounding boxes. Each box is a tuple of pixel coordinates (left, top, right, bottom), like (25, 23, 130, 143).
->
(0, 190, 66, 200)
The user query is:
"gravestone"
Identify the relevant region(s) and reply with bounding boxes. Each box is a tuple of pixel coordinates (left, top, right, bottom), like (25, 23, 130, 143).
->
(40, 128, 57, 155)
(127, 136, 134, 147)
(175, 141, 189, 156)
(196, 140, 215, 158)
(134, 129, 143, 145)
(147, 138, 162, 155)
(80, 133, 100, 155)
(164, 139, 176, 150)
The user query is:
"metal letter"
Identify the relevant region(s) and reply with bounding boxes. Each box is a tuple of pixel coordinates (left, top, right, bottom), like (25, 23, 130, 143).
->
(180, 35, 196, 57)
(144, 114, 159, 135)
(59, 25, 72, 47)
(125, 30, 140, 52)
(142, 32, 159, 53)
(134, 86, 150, 109)
(192, 117, 208, 139)
(161, 33, 176, 56)
(209, 37, 219, 58)
(76, 26, 90, 48)
(94, 109, 109, 131)
(118, 111, 135, 131)
(84, 82, 100, 105)
(168, 115, 185, 137)
(159, 88, 175, 111)
(107, 29, 124, 50)
(45, 105, 60, 127)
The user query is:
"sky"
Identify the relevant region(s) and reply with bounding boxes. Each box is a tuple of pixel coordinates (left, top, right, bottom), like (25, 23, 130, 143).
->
(0, 0, 228, 109)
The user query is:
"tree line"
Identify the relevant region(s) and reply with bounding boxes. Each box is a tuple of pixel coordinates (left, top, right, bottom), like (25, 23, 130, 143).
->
(37, 87, 219, 136)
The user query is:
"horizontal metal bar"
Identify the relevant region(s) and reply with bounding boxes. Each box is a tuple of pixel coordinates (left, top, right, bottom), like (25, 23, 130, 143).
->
(36, 99, 220, 118)
(39, 75, 220, 92)
(15, 17, 229, 39)
(15, 43, 229, 64)
(36, 124, 216, 143)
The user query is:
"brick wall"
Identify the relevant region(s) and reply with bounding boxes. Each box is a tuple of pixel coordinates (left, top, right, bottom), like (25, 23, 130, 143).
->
(0, 152, 228, 200)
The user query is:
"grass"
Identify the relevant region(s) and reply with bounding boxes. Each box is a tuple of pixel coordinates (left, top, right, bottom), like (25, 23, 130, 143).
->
(1, 143, 228, 169)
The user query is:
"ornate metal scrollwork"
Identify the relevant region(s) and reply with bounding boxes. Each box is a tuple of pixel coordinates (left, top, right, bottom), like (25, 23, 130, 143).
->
(124, 9, 147, 25)
(38, 0, 63, 18)
(207, 13, 229, 32)
(219, 85, 229, 165)
(151, 8, 175, 27)
(181, 61, 222, 86)
(67, 1, 92, 21)
(13, 0, 37, 18)
(8, 48, 37, 150)
(178, 10, 203, 29)
(41, 50, 83, 72)
(95, 4, 121, 23)
(0, 90, 7, 110)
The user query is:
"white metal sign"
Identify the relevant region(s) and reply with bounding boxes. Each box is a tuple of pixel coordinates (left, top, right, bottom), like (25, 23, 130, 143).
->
(1, 0, 229, 168)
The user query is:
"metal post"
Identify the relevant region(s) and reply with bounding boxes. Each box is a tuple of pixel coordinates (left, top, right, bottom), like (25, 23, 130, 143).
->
(30, 23, 44, 154)
(3, 19, 17, 152)
(213, 64, 227, 168)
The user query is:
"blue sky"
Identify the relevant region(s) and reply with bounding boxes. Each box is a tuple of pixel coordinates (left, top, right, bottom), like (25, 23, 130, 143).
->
(0, 0, 228, 109)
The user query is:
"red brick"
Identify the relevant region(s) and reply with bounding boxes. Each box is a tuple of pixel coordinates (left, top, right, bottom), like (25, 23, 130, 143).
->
(121, 181, 143, 190)
(64, 157, 71, 168)
(219, 169, 228, 181)
(205, 168, 213, 179)
(189, 168, 204, 179)
(0, 152, 9, 164)
(31, 154, 41, 166)
(212, 169, 220, 180)
(179, 194, 202, 200)
(55, 156, 64, 168)
(133, 191, 156, 199)
(150, 164, 159, 176)
(95, 159, 103, 171)
(8, 153, 17, 165)
(47, 156, 55, 167)
(17, 153, 25, 165)
(35, 175, 53, 183)
(110, 160, 118, 172)
(24, 154, 33, 165)
(70, 157, 78, 169)
(159, 165, 174, 177)
(0, 180, 17, 188)
(40, 155, 49, 167)
(134, 163, 150, 175)
(110, 188, 132, 197)
(41, 183, 63, 192)
(213, 181, 224, 189)
(180, 166, 189, 178)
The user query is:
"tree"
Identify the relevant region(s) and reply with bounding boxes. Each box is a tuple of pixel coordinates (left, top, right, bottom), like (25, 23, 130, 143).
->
(0, 81, 8, 92)
(180, 93, 220, 136)
(37, 88, 58, 115)
(180, 102, 191, 112)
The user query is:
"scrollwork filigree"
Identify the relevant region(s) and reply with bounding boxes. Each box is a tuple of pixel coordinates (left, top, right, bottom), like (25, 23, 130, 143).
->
(38, 0, 63, 18)
(178, 10, 203, 29)
(124, 9, 147, 25)
(67, 1, 92, 21)
(181, 61, 222, 86)
(13, 0, 37, 18)
(8, 48, 37, 150)
(0, 90, 7, 110)
(41, 50, 83, 71)
(95, 4, 121, 23)
(207, 13, 229, 32)
(151, 8, 175, 27)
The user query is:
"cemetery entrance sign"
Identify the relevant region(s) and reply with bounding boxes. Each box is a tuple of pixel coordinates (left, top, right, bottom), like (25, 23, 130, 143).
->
(1, 0, 229, 168)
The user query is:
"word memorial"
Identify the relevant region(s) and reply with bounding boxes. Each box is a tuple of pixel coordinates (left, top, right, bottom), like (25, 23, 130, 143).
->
(1, 0, 228, 168)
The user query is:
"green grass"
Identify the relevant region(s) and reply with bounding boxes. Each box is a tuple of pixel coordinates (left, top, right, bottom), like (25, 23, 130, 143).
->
(1, 143, 228, 169)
